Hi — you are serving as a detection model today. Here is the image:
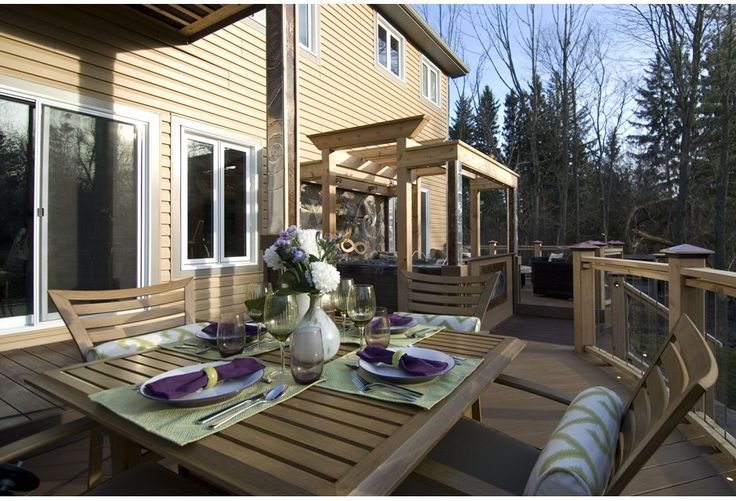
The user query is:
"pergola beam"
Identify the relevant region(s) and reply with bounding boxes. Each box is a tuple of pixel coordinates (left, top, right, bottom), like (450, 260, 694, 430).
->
(308, 115, 429, 151)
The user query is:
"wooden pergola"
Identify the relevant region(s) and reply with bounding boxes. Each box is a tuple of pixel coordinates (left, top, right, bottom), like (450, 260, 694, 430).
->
(304, 115, 519, 273)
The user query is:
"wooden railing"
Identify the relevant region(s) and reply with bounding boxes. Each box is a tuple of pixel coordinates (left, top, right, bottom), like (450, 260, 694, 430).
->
(572, 243, 736, 457)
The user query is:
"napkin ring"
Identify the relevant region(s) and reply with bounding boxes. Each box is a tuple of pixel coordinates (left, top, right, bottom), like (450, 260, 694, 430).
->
(392, 350, 405, 367)
(203, 367, 219, 389)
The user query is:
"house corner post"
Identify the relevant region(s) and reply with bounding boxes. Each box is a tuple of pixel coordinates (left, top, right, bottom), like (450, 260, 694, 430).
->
(470, 183, 480, 257)
(446, 160, 462, 266)
(572, 242, 598, 353)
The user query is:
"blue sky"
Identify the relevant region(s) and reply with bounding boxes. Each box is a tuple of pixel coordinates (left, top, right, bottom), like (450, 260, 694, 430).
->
(417, 4, 650, 131)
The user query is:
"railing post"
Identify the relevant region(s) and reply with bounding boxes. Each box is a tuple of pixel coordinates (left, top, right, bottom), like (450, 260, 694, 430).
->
(533, 240, 543, 258)
(609, 273, 627, 359)
(663, 244, 713, 416)
(608, 240, 625, 258)
(488, 240, 498, 256)
(572, 242, 598, 353)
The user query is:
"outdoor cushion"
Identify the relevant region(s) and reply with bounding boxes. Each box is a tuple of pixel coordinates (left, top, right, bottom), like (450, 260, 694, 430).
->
(393, 312, 481, 333)
(86, 322, 209, 361)
(523, 386, 624, 496)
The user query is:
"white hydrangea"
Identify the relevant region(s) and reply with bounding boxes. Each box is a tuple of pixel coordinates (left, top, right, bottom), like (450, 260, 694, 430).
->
(309, 261, 340, 293)
(263, 246, 283, 270)
(297, 229, 320, 258)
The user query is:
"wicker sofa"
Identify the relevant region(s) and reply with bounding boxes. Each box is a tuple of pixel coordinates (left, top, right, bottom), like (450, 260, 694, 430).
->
(531, 256, 573, 299)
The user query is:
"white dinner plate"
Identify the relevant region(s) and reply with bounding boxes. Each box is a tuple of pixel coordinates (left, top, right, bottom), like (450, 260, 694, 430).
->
(358, 346, 454, 384)
(389, 317, 418, 334)
(140, 360, 263, 407)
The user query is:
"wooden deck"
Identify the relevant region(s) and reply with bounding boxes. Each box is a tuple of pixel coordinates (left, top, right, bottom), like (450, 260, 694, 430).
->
(1, 315, 735, 495)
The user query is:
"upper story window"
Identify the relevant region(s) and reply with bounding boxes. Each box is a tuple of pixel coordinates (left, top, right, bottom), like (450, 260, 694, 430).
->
(174, 118, 260, 272)
(376, 15, 404, 80)
(298, 4, 318, 55)
(421, 57, 440, 106)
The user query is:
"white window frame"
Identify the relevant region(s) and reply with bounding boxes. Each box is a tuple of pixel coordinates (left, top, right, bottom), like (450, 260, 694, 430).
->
(375, 14, 405, 81)
(298, 4, 319, 56)
(172, 117, 260, 275)
(0, 74, 158, 330)
(421, 56, 441, 107)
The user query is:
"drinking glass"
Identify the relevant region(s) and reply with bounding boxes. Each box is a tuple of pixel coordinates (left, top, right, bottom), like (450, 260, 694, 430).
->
(216, 312, 246, 358)
(264, 293, 300, 382)
(365, 306, 390, 348)
(347, 284, 376, 350)
(290, 326, 324, 384)
(332, 278, 354, 337)
(244, 283, 268, 348)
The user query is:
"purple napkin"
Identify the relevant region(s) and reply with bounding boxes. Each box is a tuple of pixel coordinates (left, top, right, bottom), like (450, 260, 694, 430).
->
(357, 345, 448, 377)
(202, 322, 218, 336)
(389, 314, 413, 326)
(144, 358, 265, 400)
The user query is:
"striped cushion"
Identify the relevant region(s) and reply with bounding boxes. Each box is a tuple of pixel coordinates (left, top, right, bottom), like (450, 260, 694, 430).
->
(86, 322, 209, 361)
(523, 386, 624, 496)
(393, 312, 481, 333)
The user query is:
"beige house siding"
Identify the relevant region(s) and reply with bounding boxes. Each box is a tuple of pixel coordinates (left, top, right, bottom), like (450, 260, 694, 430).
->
(0, 4, 456, 350)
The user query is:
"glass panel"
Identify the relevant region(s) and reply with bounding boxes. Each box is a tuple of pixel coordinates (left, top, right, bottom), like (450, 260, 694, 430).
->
(0, 96, 34, 318)
(298, 4, 310, 48)
(421, 63, 428, 97)
(187, 139, 214, 259)
(430, 68, 438, 103)
(390, 35, 400, 75)
(223, 147, 247, 258)
(46, 107, 138, 300)
(377, 26, 387, 67)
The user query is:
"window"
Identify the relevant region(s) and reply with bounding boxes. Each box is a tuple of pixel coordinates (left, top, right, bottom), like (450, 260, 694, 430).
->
(376, 15, 404, 80)
(0, 83, 155, 327)
(421, 57, 440, 106)
(175, 119, 259, 271)
(298, 4, 318, 54)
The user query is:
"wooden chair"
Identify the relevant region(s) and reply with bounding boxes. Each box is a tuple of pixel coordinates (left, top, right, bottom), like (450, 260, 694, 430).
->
(397, 270, 500, 331)
(49, 278, 196, 361)
(395, 314, 718, 495)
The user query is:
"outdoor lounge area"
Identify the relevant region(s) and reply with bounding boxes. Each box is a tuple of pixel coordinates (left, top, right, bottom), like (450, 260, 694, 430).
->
(2, 3, 736, 497)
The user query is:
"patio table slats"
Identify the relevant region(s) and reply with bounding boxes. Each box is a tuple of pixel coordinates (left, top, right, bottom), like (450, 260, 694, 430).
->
(26, 331, 524, 495)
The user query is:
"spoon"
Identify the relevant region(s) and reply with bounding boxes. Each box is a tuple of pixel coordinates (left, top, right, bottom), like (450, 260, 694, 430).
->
(208, 384, 287, 429)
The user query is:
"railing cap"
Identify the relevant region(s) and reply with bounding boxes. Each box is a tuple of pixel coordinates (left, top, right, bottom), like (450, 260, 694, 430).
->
(608, 240, 625, 246)
(570, 242, 599, 251)
(661, 244, 714, 257)
(585, 240, 606, 246)
(533, 240, 543, 244)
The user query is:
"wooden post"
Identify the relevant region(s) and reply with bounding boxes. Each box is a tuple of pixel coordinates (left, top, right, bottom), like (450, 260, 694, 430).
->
(265, 4, 298, 232)
(412, 180, 421, 257)
(321, 150, 337, 237)
(396, 138, 412, 311)
(446, 160, 462, 266)
(507, 186, 517, 255)
(663, 244, 712, 334)
(609, 273, 627, 359)
(488, 240, 498, 256)
(608, 240, 625, 258)
(572, 242, 598, 353)
(533, 240, 543, 258)
(470, 184, 481, 257)
(663, 244, 713, 415)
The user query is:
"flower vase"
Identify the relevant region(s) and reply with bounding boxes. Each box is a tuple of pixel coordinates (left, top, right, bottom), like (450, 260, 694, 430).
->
(296, 292, 340, 361)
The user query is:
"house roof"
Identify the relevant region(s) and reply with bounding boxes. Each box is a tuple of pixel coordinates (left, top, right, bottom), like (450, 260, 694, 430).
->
(375, 4, 469, 78)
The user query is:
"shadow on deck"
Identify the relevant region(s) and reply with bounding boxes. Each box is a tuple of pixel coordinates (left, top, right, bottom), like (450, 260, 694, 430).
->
(1, 315, 735, 495)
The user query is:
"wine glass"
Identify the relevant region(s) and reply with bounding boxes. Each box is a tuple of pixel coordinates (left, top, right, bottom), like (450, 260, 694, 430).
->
(332, 278, 354, 337)
(365, 307, 390, 348)
(347, 284, 376, 350)
(264, 293, 300, 382)
(244, 283, 268, 348)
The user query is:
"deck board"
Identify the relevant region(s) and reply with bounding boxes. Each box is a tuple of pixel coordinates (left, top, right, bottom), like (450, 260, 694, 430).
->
(0, 315, 734, 495)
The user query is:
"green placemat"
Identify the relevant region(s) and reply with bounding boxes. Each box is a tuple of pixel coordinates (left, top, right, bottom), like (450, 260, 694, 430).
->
(317, 350, 481, 410)
(340, 324, 445, 347)
(90, 362, 319, 446)
(160, 338, 282, 360)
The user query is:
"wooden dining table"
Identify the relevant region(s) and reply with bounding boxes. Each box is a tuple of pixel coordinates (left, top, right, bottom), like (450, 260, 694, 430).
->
(26, 329, 525, 495)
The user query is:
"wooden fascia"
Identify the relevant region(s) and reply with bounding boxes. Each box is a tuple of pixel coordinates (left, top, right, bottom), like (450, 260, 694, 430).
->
(308, 115, 429, 151)
(397, 141, 459, 169)
(457, 141, 518, 188)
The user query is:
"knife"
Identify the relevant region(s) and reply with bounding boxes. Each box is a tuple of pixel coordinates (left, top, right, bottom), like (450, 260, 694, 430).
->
(196, 390, 265, 424)
(209, 384, 287, 430)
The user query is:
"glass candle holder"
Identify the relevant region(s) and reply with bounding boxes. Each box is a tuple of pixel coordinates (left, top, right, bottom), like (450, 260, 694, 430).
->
(216, 312, 246, 358)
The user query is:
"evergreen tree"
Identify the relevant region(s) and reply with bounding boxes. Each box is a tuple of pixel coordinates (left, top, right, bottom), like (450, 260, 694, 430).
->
(449, 93, 474, 141)
(472, 86, 501, 159)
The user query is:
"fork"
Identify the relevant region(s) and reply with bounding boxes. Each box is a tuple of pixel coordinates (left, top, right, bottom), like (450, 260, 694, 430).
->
(353, 370, 424, 397)
(350, 371, 420, 402)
